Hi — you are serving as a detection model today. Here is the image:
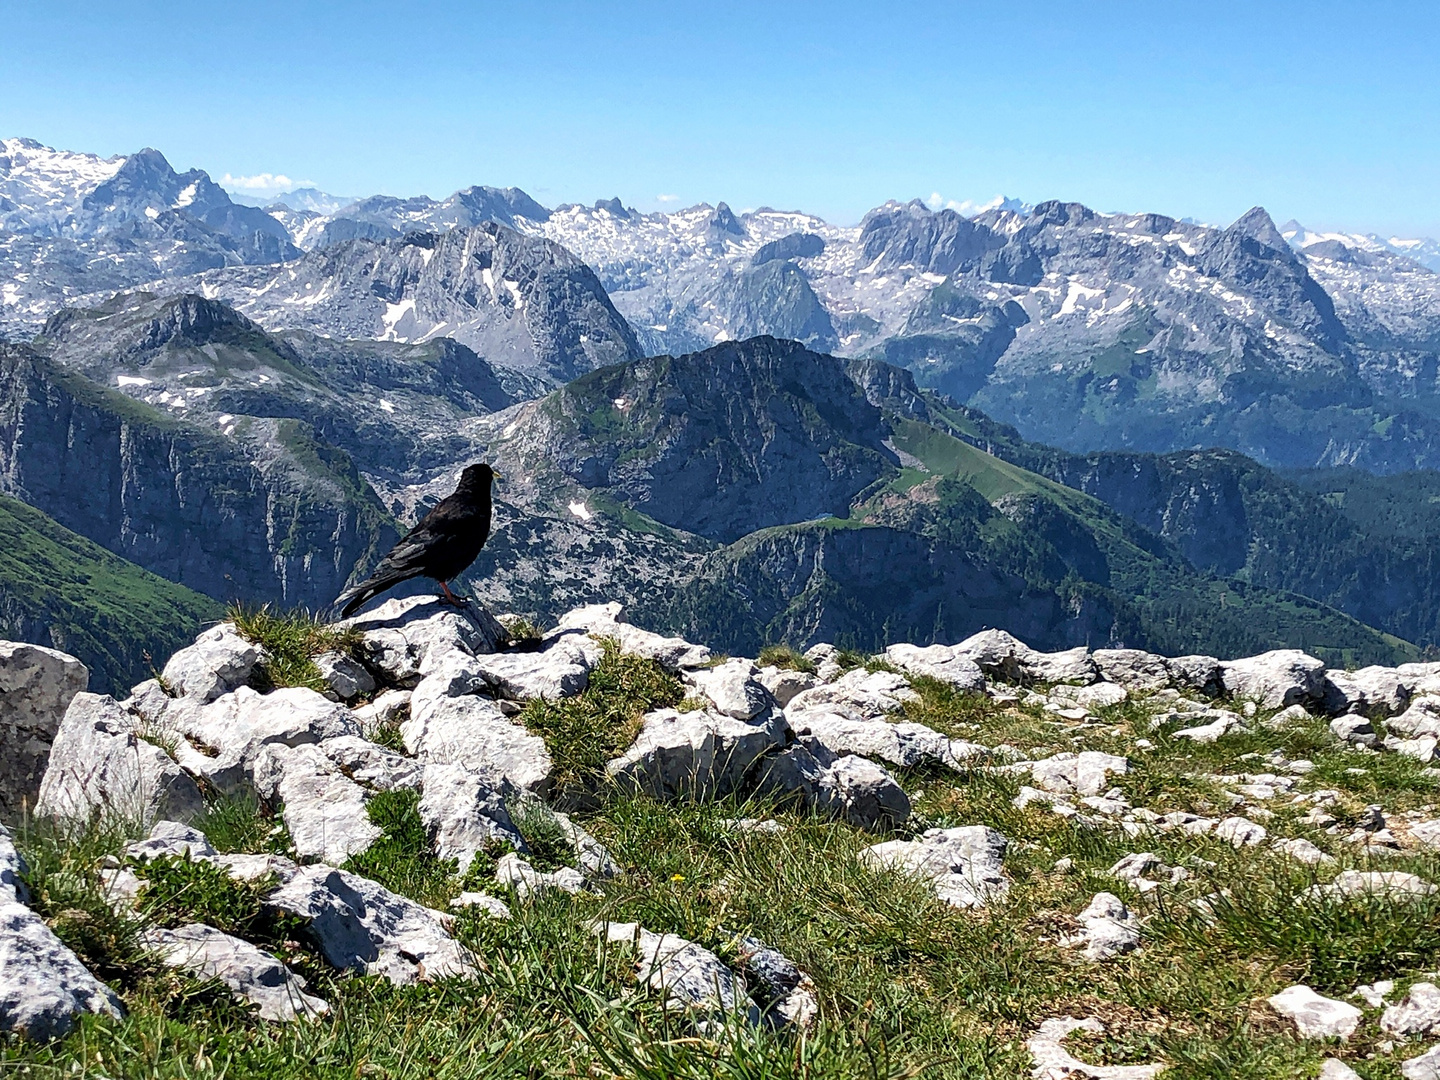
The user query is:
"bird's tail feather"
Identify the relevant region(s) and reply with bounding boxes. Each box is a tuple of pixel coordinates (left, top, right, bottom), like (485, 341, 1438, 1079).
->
(333, 573, 404, 620)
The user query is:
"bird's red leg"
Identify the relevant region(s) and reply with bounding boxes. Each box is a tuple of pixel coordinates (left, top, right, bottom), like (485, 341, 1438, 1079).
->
(439, 581, 463, 606)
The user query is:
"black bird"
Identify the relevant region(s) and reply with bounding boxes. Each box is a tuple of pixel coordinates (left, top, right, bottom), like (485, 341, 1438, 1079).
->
(334, 463, 497, 618)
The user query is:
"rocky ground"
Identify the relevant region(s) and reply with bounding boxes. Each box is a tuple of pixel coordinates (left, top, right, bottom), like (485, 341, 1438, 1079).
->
(4, 601, 1440, 1078)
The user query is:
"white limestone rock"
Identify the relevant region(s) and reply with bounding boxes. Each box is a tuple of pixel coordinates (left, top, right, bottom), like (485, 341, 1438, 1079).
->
(1220, 650, 1326, 709)
(0, 824, 27, 902)
(1382, 982, 1440, 1038)
(265, 865, 477, 985)
(690, 659, 773, 720)
(402, 689, 552, 797)
(352, 689, 411, 739)
(607, 706, 789, 800)
(124, 820, 217, 863)
(450, 892, 511, 919)
(1026, 647, 1101, 686)
(599, 921, 757, 1022)
(342, 595, 507, 687)
(1403, 1046, 1440, 1080)
(160, 685, 362, 796)
(756, 666, 816, 708)
(1172, 713, 1243, 743)
(141, 922, 327, 1021)
(313, 651, 375, 702)
(1300, 870, 1437, 903)
(755, 744, 910, 830)
(1166, 655, 1225, 696)
(553, 603, 712, 671)
(1049, 682, 1129, 711)
(734, 935, 818, 1030)
(1331, 714, 1378, 747)
(315, 735, 422, 793)
(1319, 1059, 1362, 1080)
(861, 826, 1009, 909)
(0, 640, 88, 817)
(472, 631, 603, 701)
(881, 643, 986, 691)
(1215, 816, 1268, 847)
(161, 623, 261, 705)
(495, 853, 587, 899)
(36, 693, 204, 825)
(1391, 697, 1440, 739)
(1063, 892, 1141, 961)
(1029, 751, 1128, 797)
(787, 709, 987, 773)
(417, 761, 523, 874)
(950, 629, 1033, 682)
(252, 743, 381, 865)
(0, 899, 123, 1040)
(785, 668, 918, 720)
(1272, 838, 1334, 865)
(1268, 984, 1362, 1040)
(1323, 667, 1410, 717)
(1091, 649, 1172, 693)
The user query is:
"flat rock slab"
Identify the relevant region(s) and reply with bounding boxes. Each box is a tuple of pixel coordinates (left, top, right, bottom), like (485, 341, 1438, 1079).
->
(0, 898, 123, 1040)
(882, 643, 986, 691)
(266, 866, 476, 985)
(142, 922, 327, 1022)
(786, 668, 918, 721)
(472, 632, 602, 701)
(1268, 984, 1362, 1040)
(862, 826, 1009, 908)
(553, 603, 711, 671)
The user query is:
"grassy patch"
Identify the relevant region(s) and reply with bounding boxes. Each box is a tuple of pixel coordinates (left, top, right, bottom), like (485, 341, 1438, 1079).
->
(757, 643, 817, 674)
(134, 855, 280, 940)
(341, 789, 460, 909)
(520, 638, 684, 798)
(192, 791, 295, 856)
(229, 603, 363, 693)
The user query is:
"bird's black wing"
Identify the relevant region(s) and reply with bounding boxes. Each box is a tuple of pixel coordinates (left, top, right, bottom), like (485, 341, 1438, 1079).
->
(332, 497, 477, 617)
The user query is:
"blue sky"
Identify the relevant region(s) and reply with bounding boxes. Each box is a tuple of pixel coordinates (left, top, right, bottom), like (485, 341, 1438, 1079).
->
(4, 0, 1438, 235)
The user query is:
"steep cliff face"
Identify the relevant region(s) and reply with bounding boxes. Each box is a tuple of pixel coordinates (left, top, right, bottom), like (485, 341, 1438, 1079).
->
(0, 345, 395, 609)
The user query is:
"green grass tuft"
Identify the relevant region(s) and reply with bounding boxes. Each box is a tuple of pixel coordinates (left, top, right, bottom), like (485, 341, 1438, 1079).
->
(757, 643, 817, 674)
(341, 788, 461, 909)
(229, 602, 363, 693)
(521, 638, 684, 797)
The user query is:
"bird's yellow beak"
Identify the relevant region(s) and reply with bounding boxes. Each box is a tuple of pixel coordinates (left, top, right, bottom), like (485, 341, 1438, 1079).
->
(492, 471, 503, 483)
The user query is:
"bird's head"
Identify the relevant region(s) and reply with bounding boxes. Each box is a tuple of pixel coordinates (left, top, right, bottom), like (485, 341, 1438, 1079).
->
(458, 463, 499, 491)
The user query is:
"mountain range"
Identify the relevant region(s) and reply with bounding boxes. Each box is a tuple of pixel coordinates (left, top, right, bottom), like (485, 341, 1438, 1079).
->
(5, 135, 1440, 688)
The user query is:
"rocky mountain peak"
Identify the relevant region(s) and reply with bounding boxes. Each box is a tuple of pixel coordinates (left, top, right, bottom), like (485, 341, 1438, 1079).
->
(706, 202, 746, 238)
(1228, 206, 1289, 251)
